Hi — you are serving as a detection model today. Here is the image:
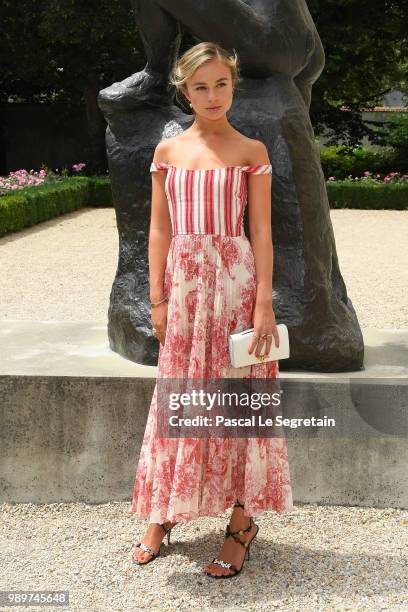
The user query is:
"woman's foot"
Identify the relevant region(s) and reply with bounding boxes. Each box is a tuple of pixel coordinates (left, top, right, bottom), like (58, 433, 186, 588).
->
(204, 505, 258, 577)
(133, 521, 177, 564)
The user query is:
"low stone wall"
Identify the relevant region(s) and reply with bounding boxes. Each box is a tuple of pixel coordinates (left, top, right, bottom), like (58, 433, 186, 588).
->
(1, 374, 406, 508)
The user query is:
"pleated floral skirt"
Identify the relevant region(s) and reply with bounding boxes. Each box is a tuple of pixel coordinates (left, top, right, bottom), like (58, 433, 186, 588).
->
(131, 234, 294, 522)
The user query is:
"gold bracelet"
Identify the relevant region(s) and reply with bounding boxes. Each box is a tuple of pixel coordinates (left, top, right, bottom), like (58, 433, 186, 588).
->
(150, 297, 168, 308)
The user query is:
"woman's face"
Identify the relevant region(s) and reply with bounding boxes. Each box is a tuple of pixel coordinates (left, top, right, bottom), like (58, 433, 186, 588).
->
(183, 58, 235, 118)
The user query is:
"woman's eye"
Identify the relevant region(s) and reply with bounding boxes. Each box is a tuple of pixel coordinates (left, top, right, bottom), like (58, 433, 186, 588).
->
(196, 83, 226, 90)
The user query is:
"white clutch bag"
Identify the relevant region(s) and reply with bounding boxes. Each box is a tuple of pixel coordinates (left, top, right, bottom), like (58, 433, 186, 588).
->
(228, 323, 290, 368)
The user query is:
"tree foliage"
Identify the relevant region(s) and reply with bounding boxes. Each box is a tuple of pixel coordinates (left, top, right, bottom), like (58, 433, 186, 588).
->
(0, 0, 143, 105)
(308, 0, 408, 145)
(0, 0, 407, 150)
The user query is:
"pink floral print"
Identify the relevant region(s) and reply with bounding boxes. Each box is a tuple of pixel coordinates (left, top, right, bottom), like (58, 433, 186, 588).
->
(131, 163, 293, 523)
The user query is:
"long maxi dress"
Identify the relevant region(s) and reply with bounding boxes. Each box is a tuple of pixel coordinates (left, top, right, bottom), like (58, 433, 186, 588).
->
(131, 161, 294, 523)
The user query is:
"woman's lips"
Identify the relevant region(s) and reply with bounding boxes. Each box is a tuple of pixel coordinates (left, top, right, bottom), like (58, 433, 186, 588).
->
(207, 106, 222, 111)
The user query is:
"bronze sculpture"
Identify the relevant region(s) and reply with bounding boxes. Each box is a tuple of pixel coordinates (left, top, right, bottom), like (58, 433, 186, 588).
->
(98, 0, 364, 372)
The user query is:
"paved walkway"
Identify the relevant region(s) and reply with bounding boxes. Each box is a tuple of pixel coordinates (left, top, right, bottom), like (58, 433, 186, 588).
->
(0, 207, 407, 328)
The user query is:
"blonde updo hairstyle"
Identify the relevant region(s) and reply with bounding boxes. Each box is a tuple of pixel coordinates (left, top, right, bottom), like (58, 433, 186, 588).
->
(169, 41, 241, 112)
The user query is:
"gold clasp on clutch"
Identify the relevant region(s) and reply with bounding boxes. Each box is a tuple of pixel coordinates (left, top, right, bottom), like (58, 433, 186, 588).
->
(257, 353, 267, 362)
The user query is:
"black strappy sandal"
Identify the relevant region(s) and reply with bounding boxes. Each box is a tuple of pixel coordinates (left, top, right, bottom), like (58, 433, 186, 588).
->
(132, 521, 177, 565)
(205, 502, 259, 579)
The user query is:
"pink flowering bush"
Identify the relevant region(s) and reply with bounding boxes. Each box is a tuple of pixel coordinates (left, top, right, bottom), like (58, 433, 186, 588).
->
(0, 163, 87, 196)
(326, 171, 408, 184)
(72, 163, 87, 173)
(0, 168, 47, 194)
(326, 169, 408, 210)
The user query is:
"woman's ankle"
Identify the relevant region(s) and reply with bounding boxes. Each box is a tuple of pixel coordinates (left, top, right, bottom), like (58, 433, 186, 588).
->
(230, 507, 251, 528)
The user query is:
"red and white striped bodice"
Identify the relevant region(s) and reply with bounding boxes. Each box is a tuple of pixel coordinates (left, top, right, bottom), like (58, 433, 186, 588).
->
(150, 162, 272, 237)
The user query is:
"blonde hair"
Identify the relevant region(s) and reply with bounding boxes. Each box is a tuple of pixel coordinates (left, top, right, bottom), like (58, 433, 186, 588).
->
(169, 41, 241, 109)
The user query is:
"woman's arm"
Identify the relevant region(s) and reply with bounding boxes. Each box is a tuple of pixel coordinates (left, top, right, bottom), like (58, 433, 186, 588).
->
(247, 140, 279, 355)
(149, 141, 172, 302)
(247, 140, 273, 305)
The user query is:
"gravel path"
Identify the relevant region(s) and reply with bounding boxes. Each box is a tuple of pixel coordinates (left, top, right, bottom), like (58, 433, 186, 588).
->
(1, 501, 407, 611)
(0, 207, 407, 328)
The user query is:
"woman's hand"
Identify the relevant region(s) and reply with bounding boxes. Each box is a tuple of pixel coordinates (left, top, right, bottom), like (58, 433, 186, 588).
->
(151, 301, 168, 346)
(248, 301, 280, 358)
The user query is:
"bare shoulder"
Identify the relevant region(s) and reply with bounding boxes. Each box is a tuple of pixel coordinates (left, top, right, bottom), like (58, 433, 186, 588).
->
(152, 136, 179, 162)
(246, 138, 270, 165)
(154, 134, 189, 163)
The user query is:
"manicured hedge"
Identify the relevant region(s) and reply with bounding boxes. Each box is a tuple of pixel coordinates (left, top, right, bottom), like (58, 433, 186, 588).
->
(326, 181, 408, 210)
(320, 145, 405, 180)
(0, 176, 112, 237)
(87, 177, 113, 208)
(1, 171, 406, 238)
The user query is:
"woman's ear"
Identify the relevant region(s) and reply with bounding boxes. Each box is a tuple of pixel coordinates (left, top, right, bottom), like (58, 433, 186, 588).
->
(181, 87, 190, 104)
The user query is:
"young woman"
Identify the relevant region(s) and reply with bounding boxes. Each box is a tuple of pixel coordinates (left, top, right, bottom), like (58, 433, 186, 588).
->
(131, 41, 293, 579)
